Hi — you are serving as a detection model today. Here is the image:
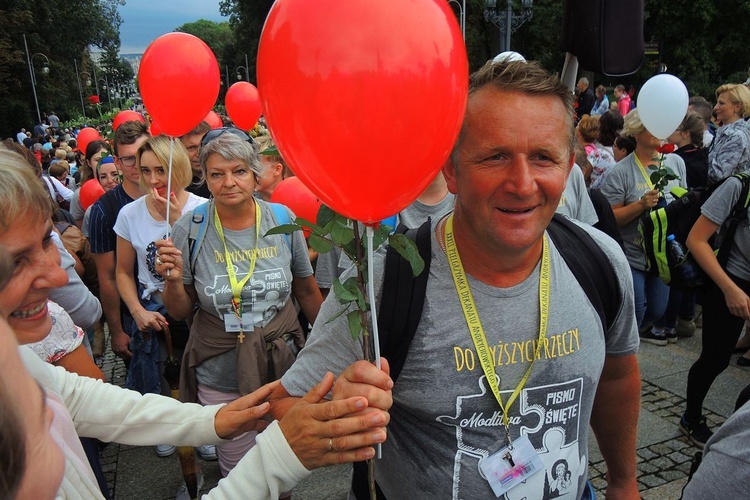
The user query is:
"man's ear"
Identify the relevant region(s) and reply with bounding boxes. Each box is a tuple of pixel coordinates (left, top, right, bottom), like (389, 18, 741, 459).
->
(443, 157, 458, 195)
(272, 162, 284, 178)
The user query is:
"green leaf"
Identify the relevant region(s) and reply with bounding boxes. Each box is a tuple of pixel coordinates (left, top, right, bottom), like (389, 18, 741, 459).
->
(649, 171, 661, 185)
(265, 224, 302, 236)
(333, 277, 359, 303)
(347, 310, 363, 341)
(325, 303, 350, 325)
(330, 221, 355, 246)
(389, 233, 426, 276)
(371, 223, 391, 249)
(317, 205, 336, 229)
(308, 233, 333, 253)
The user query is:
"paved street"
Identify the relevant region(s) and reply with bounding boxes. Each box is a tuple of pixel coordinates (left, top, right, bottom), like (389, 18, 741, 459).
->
(97, 318, 750, 499)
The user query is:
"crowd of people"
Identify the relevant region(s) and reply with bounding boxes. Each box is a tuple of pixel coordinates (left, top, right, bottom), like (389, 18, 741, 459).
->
(2, 56, 750, 500)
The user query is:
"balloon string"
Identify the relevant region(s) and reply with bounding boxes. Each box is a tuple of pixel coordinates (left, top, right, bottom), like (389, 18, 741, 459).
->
(165, 136, 174, 237)
(366, 225, 382, 460)
(165, 137, 174, 277)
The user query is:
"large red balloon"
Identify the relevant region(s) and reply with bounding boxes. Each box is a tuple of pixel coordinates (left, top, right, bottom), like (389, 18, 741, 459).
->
(79, 179, 105, 210)
(270, 177, 322, 237)
(204, 111, 223, 129)
(139, 33, 220, 137)
(257, 0, 467, 223)
(76, 127, 102, 154)
(113, 110, 145, 131)
(225, 82, 262, 131)
(149, 118, 164, 137)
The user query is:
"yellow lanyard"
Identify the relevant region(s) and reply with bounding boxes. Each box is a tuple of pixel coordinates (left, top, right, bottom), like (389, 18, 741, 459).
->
(444, 214, 550, 443)
(634, 154, 655, 190)
(214, 200, 261, 318)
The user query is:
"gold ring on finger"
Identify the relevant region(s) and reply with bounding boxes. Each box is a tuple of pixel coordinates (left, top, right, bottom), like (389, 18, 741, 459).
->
(328, 438, 334, 452)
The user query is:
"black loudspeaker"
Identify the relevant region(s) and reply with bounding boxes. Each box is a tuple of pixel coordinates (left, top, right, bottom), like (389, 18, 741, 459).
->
(561, 0, 644, 76)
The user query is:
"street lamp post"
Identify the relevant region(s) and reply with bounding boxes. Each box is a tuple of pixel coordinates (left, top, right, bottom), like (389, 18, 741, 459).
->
(447, 0, 466, 41)
(102, 75, 112, 112)
(236, 66, 248, 82)
(22, 33, 50, 125)
(92, 65, 100, 98)
(484, 0, 533, 53)
(74, 60, 87, 120)
(245, 53, 250, 82)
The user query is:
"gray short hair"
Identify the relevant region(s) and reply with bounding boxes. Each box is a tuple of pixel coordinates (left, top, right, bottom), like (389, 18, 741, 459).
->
(199, 132, 262, 180)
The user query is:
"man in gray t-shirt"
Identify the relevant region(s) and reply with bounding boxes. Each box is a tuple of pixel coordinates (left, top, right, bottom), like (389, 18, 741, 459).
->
(271, 61, 640, 500)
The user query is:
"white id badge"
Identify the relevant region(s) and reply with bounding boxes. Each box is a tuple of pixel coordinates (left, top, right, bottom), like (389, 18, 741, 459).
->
(479, 434, 543, 497)
(223, 313, 254, 332)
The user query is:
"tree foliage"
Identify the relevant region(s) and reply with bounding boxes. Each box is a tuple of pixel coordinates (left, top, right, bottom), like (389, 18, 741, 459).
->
(175, 19, 234, 64)
(0, 0, 124, 137)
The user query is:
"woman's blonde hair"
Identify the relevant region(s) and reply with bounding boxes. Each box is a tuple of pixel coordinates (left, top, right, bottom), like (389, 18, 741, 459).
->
(137, 135, 192, 192)
(0, 148, 54, 232)
(621, 108, 646, 137)
(716, 83, 750, 119)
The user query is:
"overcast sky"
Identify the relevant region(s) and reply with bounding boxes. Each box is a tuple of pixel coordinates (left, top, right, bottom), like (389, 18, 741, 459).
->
(118, 0, 228, 54)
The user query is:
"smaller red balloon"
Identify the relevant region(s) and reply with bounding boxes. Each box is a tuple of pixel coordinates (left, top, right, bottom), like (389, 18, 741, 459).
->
(204, 111, 223, 129)
(270, 177, 322, 237)
(79, 179, 106, 210)
(225, 82, 262, 130)
(76, 127, 102, 154)
(113, 110, 145, 131)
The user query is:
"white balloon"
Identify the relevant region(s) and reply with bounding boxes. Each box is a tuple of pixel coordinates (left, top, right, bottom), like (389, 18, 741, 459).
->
(636, 74, 689, 139)
(492, 51, 527, 64)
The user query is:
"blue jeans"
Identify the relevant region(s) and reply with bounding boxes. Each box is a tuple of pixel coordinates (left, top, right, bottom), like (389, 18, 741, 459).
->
(631, 267, 670, 329)
(655, 288, 697, 329)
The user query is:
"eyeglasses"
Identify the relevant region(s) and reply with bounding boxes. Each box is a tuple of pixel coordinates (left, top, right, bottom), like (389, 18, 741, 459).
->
(200, 127, 256, 148)
(115, 155, 137, 168)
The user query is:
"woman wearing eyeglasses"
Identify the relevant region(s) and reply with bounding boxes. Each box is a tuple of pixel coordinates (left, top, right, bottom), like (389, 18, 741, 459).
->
(155, 128, 323, 480)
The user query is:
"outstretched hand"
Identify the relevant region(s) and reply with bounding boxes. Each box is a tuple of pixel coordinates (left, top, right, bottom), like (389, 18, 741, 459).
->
(214, 381, 280, 439)
(279, 372, 391, 470)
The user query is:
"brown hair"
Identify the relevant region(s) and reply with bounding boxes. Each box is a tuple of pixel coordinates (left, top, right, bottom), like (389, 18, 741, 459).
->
(453, 60, 575, 164)
(577, 115, 600, 144)
(113, 120, 150, 155)
(677, 110, 706, 147)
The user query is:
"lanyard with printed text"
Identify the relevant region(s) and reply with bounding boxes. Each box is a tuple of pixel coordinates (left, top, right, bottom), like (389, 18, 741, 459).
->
(444, 214, 550, 446)
(214, 200, 261, 322)
(634, 154, 655, 190)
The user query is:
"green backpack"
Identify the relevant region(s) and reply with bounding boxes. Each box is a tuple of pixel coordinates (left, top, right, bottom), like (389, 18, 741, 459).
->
(640, 173, 750, 290)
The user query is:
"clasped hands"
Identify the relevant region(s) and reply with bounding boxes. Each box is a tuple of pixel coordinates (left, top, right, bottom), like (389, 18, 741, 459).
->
(214, 359, 393, 469)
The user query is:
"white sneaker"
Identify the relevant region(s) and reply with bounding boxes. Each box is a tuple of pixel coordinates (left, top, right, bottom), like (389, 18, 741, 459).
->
(175, 472, 205, 500)
(196, 444, 217, 461)
(155, 444, 176, 457)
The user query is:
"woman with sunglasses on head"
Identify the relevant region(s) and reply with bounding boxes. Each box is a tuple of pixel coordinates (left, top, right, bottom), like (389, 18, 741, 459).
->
(155, 128, 323, 481)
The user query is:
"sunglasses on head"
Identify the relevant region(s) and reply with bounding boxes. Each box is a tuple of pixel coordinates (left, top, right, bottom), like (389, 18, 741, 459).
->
(200, 127, 256, 148)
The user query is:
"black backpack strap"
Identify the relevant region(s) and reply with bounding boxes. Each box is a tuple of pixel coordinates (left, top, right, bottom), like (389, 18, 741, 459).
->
(377, 219, 432, 382)
(547, 213, 620, 333)
(352, 219, 432, 500)
(716, 174, 750, 267)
